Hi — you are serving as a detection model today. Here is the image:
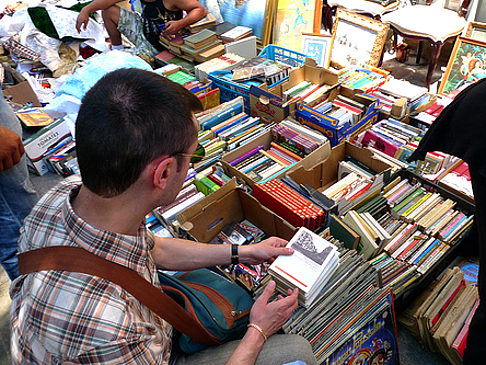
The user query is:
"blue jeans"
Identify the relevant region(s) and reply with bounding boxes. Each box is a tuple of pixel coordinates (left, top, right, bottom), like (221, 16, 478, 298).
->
(0, 90, 38, 280)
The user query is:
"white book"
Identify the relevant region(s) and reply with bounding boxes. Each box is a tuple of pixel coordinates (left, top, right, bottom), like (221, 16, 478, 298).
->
(163, 192, 206, 222)
(280, 118, 328, 144)
(268, 227, 339, 306)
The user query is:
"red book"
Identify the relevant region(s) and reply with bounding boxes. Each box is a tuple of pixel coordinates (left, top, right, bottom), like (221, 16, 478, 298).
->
(431, 280, 466, 326)
(452, 299, 480, 358)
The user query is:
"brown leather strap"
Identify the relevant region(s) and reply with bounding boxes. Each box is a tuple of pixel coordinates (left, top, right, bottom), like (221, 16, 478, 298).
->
(17, 246, 219, 346)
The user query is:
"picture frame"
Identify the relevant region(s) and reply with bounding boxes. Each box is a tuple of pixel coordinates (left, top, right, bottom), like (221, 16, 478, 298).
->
(464, 21, 486, 43)
(274, 0, 323, 52)
(330, 9, 389, 68)
(197, 0, 276, 45)
(300, 33, 334, 68)
(439, 37, 486, 94)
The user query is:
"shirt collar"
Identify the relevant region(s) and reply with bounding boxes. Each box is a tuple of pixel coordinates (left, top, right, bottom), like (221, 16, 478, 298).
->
(61, 183, 153, 274)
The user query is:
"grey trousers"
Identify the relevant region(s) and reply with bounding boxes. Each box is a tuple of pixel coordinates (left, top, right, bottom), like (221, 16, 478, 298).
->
(174, 334, 317, 365)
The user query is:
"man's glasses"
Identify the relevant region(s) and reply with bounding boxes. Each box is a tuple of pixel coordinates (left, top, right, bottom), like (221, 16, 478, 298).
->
(173, 143, 205, 164)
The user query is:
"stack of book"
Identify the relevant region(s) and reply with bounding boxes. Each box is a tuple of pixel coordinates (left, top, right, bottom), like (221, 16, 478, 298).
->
(372, 78, 430, 114)
(336, 65, 389, 93)
(270, 118, 328, 156)
(268, 227, 339, 307)
(180, 29, 225, 63)
(319, 158, 383, 215)
(438, 161, 473, 201)
(195, 53, 245, 81)
(159, 33, 186, 57)
(220, 25, 252, 43)
(342, 210, 391, 260)
(206, 22, 237, 39)
(196, 96, 271, 158)
(154, 164, 233, 223)
(209, 220, 266, 290)
(253, 180, 325, 230)
(273, 229, 399, 364)
(399, 265, 479, 364)
(340, 174, 475, 295)
(357, 118, 423, 158)
(394, 142, 453, 175)
(311, 94, 371, 127)
(227, 142, 299, 183)
(187, 13, 217, 33)
(231, 56, 291, 86)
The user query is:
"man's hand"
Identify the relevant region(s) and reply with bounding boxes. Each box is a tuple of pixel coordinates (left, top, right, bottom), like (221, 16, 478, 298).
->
(76, 9, 90, 33)
(164, 20, 184, 35)
(0, 126, 24, 172)
(240, 237, 293, 265)
(249, 280, 298, 338)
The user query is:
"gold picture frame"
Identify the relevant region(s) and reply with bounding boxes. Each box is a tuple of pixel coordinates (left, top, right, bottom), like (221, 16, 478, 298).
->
(438, 37, 486, 94)
(331, 9, 389, 68)
(464, 21, 486, 43)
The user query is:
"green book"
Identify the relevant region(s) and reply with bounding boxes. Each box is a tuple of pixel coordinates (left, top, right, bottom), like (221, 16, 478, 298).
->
(181, 40, 221, 56)
(184, 29, 217, 49)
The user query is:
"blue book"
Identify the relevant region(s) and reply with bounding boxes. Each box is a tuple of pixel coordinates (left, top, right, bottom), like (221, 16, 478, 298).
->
(214, 114, 249, 136)
(201, 103, 244, 130)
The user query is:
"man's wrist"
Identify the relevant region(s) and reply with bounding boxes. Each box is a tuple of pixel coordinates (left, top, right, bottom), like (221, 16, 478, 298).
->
(245, 325, 266, 347)
(237, 245, 252, 264)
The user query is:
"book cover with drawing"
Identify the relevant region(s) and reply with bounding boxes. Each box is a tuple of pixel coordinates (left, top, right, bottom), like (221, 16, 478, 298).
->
(268, 227, 339, 306)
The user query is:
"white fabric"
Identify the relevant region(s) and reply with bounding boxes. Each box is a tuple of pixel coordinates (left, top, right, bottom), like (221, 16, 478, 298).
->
(328, 0, 399, 17)
(381, 5, 467, 43)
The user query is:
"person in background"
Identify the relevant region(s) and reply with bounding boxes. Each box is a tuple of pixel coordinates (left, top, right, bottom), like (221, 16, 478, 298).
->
(0, 89, 38, 281)
(10, 68, 317, 364)
(76, 0, 207, 57)
(408, 78, 486, 364)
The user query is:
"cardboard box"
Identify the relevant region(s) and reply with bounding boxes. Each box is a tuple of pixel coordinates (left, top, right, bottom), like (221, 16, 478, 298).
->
(286, 142, 393, 215)
(177, 179, 297, 242)
(220, 130, 331, 188)
(249, 58, 340, 124)
(3, 81, 41, 107)
(295, 86, 379, 147)
(23, 118, 72, 175)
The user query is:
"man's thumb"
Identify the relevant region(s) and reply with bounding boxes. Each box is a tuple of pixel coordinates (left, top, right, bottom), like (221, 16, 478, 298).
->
(260, 280, 276, 302)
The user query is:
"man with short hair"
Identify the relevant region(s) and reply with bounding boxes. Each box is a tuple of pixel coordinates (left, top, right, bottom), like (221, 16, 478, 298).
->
(10, 68, 317, 364)
(76, 0, 207, 57)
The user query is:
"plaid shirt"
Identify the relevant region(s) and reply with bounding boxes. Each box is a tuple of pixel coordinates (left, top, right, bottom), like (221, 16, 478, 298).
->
(10, 176, 172, 364)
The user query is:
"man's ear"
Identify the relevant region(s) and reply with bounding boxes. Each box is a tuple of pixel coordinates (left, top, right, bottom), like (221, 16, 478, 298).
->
(152, 157, 176, 190)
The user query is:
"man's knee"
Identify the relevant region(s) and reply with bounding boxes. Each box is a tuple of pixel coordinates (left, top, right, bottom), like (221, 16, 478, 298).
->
(102, 5, 120, 26)
(256, 334, 317, 365)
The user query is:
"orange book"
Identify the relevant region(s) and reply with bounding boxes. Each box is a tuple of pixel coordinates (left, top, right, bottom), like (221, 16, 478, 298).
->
(270, 142, 302, 161)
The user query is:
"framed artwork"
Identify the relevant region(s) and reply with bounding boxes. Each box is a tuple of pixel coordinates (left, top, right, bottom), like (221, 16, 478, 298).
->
(197, 0, 275, 44)
(274, 0, 323, 52)
(439, 37, 486, 94)
(330, 9, 389, 68)
(465, 21, 486, 43)
(300, 33, 333, 68)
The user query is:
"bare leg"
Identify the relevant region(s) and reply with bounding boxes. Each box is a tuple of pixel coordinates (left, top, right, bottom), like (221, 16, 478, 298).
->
(102, 6, 122, 46)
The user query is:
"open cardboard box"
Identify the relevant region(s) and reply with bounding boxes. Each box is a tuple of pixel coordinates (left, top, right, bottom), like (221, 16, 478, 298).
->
(286, 141, 393, 215)
(295, 86, 379, 147)
(219, 130, 331, 189)
(249, 58, 340, 124)
(177, 179, 297, 242)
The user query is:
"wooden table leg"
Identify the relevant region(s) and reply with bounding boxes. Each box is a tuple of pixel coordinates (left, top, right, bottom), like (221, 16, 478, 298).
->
(426, 41, 443, 90)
